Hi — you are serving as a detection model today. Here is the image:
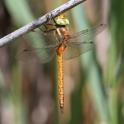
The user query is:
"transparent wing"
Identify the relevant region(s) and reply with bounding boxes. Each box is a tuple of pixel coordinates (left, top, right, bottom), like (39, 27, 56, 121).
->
(64, 40, 94, 60)
(69, 24, 106, 39)
(38, 28, 59, 46)
(63, 24, 106, 60)
(18, 24, 105, 62)
(17, 28, 59, 64)
(64, 25, 105, 59)
(17, 45, 57, 64)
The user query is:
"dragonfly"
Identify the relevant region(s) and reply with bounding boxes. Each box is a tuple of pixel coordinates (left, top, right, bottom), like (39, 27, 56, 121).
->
(18, 14, 106, 113)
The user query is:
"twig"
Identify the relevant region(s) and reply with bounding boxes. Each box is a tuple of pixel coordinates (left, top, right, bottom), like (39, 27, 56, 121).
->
(0, 0, 86, 47)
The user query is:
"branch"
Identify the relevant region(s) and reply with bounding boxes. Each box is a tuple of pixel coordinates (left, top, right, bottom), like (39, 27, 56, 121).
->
(0, 0, 86, 47)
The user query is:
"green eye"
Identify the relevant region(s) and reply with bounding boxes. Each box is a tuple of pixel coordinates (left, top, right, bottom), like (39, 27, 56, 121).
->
(55, 18, 70, 26)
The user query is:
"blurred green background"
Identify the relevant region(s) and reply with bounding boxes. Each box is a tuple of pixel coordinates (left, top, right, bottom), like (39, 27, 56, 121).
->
(0, 0, 124, 124)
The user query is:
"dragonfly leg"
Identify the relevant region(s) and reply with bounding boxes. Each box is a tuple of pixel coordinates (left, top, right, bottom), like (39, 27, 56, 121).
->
(39, 20, 57, 34)
(48, 13, 60, 27)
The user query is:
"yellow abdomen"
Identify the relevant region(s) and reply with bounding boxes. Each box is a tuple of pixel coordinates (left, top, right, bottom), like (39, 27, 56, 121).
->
(57, 46, 64, 112)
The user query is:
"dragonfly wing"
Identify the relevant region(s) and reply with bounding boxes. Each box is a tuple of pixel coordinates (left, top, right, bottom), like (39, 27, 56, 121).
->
(69, 23, 106, 39)
(64, 40, 94, 60)
(63, 27, 97, 60)
(34, 27, 59, 46)
(63, 24, 106, 60)
(17, 45, 57, 64)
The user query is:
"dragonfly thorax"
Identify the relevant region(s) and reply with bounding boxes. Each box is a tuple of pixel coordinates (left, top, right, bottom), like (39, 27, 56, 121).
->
(56, 27, 70, 44)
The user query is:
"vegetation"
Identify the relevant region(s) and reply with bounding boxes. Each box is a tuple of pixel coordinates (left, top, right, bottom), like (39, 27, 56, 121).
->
(0, 0, 123, 124)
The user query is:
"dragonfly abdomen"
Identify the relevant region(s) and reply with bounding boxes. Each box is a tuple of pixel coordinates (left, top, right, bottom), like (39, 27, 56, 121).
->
(57, 46, 64, 112)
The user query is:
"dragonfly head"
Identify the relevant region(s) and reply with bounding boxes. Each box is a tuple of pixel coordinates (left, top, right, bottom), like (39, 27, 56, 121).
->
(55, 14, 69, 26)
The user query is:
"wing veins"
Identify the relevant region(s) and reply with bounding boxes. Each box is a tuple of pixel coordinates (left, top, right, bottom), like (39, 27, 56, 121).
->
(69, 24, 106, 40)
